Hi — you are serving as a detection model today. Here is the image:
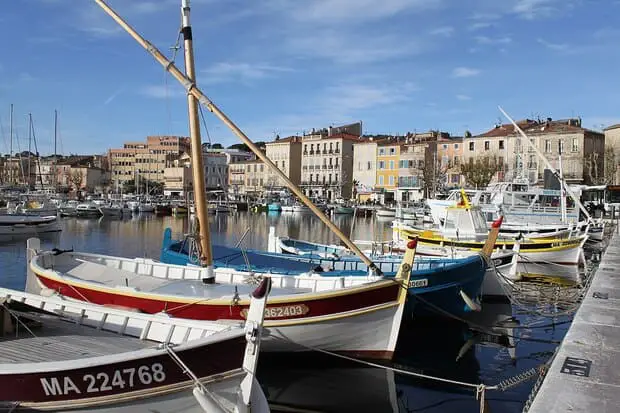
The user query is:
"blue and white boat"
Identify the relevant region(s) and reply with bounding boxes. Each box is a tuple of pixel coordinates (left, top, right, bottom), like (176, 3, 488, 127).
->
(160, 222, 511, 317)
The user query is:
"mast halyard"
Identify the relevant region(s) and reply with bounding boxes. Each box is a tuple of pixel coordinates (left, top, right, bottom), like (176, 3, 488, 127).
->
(181, 0, 214, 271)
(93, 0, 380, 273)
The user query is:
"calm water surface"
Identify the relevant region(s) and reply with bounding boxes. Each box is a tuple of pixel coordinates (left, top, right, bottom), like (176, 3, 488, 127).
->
(0, 212, 590, 412)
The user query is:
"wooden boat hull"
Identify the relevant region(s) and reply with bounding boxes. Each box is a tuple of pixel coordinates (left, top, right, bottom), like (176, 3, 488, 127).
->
(28, 249, 410, 360)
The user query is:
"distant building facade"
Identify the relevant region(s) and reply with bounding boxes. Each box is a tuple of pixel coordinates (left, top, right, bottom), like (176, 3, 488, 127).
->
(265, 136, 302, 188)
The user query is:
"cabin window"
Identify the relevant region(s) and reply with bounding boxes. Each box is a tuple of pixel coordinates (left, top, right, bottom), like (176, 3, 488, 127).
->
(444, 214, 456, 230)
(471, 210, 488, 232)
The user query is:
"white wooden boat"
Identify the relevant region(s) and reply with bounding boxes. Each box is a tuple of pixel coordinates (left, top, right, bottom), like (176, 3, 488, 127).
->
(292, 204, 311, 213)
(0, 214, 60, 237)
(139, 203, 155, 213)
(14, 199, 59, 216)
(376, 207, 396, 218)
(25, 238, 415, 360)
(59, 200, 79, 217)
(0, 272, 271, 413)
(99, 205, 123, 217)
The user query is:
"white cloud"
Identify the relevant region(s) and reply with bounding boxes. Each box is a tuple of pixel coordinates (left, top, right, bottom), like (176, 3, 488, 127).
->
(430, 26, 455, 37)
(475, 35, 512, 45)
(286, 30, 425, 64)
(469, 22, 493, 31)
(201, 62, 293, 84)
(451, 67, 480, 78)
(537, 38, 569, 51)
(278, 0, 443, 24)
(323, 82, 418, 112)
(456, 94, 472, 101)
(512, 0, 558, 20)
(140, 84, 185, 99)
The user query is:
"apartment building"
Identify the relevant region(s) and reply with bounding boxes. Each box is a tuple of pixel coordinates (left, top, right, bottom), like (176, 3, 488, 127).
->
(352, 140, 379, 202)
(436, 136, 464, 188)
(464, 118, 604, 185)
(604, 124, 620, 184)
(265, 136, 302, 188)
(109, 135, 190, 187)
(228, 160, 267, 196)
(163, 151, 229, 197)
(300, 131, 359, 201)
(375, 141, 400, 202)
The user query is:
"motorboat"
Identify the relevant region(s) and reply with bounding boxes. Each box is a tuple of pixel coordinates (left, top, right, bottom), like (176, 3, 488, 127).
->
(59, 200, 79, 217)
(1, 270, 271, 413)
(139, 202, 155, 213)
(76, 203, 102, 217)
(376, 207, 396, 218)
(0, 214, 61, 238)
(292, 203, 311, 213)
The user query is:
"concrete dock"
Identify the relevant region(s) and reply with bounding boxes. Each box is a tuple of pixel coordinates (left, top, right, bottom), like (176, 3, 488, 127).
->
(527, 231, 620, 412)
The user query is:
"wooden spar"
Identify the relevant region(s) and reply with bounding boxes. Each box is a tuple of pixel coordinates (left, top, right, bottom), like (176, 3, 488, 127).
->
(181, 0, 213, 269)
(92, 0, 380, 272)
(498, 106, 592, 222)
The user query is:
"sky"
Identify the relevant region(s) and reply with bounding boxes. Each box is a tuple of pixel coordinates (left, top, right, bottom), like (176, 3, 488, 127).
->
(0, 0, 619, 156)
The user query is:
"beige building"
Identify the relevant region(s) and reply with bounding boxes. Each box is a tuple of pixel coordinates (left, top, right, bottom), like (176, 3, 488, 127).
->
(604, 124, 620, 184)
(300, 132, 359, 201)
(163, 151, 229, 197)
(109, 135, 190, 188)
(352, 140, 379, 201)
(228, 160, 267, 196)
(464, 118, 604, 185)
(436, 136, 464, 188)
(264, 136, 302, 188)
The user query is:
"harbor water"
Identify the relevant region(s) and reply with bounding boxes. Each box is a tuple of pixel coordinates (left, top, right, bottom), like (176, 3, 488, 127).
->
(0, 212, 601, 412)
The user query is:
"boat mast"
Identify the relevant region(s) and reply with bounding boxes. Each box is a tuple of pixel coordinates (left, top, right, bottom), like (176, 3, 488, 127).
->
(28, 114, 32, 189)
(558, 142, 566, 223)
(499, 106, 592, 222)
(181, 0, 214, 270)
(93, 0, 380, 272)
(9, 104, 13, 185)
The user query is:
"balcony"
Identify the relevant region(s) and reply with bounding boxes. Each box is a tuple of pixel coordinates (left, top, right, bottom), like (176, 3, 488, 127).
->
(328, 150, 333, 154)
(309, 151, 314, 155)
(334, 149, 340, 154)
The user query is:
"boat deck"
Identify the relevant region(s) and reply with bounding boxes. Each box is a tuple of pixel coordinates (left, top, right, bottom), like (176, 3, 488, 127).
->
(527, 230, 620, 412)
(53, 256, 312, 299)
(0, 311, 153, 364)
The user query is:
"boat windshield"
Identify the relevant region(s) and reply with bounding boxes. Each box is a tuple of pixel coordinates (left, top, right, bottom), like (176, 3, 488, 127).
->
(471, 209, 488, 232)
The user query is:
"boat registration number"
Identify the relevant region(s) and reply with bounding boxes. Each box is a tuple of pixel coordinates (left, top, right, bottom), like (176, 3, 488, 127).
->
(40, 363, 166, 397)
(409, 279, 429, 288)
(241, 304, 310, 319)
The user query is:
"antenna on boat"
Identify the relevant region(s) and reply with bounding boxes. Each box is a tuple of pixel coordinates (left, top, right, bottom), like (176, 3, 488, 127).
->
(93, 0, 382, 275)
(498, 106, 592, 223)
(180, 0, 214, 274)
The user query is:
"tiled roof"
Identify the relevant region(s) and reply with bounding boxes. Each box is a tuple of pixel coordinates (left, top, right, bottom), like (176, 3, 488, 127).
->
(604, 124, 620, 131)
(474, 119, 602, 138)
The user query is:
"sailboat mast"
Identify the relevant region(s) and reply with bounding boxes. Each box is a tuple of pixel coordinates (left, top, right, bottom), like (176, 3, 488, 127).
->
(28, 114, 32, 189)
(181, 0, 214, 270)
(9, 104, 13, 185)
(94, 0, 379, 271)
(559, 143, 566, 223)
(53, 110, 58, 192)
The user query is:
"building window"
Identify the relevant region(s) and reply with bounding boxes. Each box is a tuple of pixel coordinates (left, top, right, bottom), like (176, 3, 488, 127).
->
(379, 176, 384, 185)
(453, 156, 459, 166)
(454, 143, 459, 149)
(559, 139, 564, 154)
(545, 140, 551, 153)
(378, 161, 385, 169)
(389, 160, 394, 170)
(367, 161, 372, 170)
(499, 140, 505, 150)
(389, 176, 394, 186)
(379, 148, 385, 156)
(443, 144, 448, 149)
(389, 148, 395, 155)
(484, 141, 490, 151)
(572, 138, 578, 152)
(335, 174, 338, 182)
(469, 142, 474, 151)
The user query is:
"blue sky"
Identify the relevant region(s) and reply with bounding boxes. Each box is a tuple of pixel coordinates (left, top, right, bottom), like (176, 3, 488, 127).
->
(0, 0, 619, 155)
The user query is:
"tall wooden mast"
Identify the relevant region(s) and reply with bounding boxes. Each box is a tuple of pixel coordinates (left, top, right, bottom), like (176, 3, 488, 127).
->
(181, 0, 214, 272)
(93, 0, 380, 273)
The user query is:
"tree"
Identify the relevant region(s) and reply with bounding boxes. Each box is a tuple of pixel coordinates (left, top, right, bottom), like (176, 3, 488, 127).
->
(70, 170, 84, 190)
(122, 179, 136, 194)
(585, 146, 617, 185)
(228, 143, 250, 151)
(211, 143, 224, 149)
(460, 155, 503, 189)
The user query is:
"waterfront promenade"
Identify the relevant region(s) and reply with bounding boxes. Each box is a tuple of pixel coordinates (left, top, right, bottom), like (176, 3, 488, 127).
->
(528, 228, 620, 412)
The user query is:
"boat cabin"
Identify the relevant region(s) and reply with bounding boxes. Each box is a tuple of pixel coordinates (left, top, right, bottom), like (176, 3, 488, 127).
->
(440, 205, 489, 240)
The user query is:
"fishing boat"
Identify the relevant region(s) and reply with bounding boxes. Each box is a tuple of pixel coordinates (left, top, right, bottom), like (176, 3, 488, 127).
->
(292, 203, 311, 213)
(393, 193, 587, 265)
(0, 214, 60, 238)
(139, 202, 155, 213)
(76, 203, 102, 217)
(59, 200, 79, 217)
(376, 207, 396, 218)
(99, 204, 123, 218)
(333, 205, 355, 215)
(172, 204, 189, 216)
(26, 236, 415, 359)
(1, 265, 271, 412)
